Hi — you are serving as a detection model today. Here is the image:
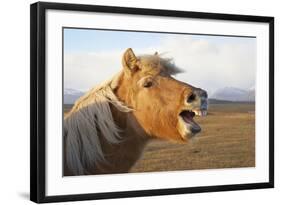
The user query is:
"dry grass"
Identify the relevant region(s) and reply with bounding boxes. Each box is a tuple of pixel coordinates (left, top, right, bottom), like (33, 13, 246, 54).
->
(64, 103, 255, 173)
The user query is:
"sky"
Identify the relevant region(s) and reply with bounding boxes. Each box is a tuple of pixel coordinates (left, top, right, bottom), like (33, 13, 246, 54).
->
(64, 28, 256, 95)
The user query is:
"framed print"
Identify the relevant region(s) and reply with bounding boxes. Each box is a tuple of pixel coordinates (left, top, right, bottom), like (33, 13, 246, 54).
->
(30, 1, 274, 203)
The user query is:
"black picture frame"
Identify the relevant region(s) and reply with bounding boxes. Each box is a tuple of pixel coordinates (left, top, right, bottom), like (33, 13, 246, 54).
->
(30, 1, 274, 203)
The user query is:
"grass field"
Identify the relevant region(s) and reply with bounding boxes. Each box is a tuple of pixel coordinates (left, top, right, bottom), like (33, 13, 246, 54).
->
(64, 102, 255, 173)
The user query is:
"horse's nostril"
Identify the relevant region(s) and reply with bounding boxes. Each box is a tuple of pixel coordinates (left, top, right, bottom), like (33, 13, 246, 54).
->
(187, 93, 196, 102)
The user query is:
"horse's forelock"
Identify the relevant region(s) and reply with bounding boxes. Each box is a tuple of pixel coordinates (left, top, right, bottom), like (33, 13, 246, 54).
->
(138, 54, 183, 75)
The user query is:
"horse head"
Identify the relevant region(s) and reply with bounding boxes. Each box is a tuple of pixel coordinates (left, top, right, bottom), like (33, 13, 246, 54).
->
(115, 48, 208, 142)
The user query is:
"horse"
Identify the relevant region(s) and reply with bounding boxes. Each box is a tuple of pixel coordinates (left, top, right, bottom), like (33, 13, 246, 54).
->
(64, 48, 208, 176)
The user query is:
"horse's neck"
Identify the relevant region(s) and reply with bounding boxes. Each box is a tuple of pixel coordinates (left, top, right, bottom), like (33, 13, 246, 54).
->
(96, 127, 148, 174)
(88, 105, 149, 174)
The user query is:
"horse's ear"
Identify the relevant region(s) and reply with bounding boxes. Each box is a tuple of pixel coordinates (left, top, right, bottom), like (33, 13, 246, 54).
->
(122, 48, 138, 74)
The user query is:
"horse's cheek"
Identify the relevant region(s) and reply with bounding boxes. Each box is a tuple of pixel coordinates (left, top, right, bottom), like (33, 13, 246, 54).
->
(133, 89, 178, 139)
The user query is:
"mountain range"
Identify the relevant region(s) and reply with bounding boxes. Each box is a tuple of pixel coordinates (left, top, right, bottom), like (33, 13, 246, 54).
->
(64, 88, 84, 104)
(211, 86, 255, 102)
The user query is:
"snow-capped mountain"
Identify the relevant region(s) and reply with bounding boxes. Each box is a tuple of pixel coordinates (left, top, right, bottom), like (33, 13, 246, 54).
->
(211, 86, 255, 102)
(64, 88, 84, 104)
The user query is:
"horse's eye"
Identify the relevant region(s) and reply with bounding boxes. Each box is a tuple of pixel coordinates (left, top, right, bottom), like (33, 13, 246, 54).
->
(143, 81, 153, 88)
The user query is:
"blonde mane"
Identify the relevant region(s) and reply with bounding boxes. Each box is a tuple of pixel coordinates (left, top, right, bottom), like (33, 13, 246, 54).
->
(64, 72, 132, 175)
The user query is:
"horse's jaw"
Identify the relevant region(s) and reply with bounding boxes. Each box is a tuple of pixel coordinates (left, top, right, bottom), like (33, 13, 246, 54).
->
(177, 109, 207, 141)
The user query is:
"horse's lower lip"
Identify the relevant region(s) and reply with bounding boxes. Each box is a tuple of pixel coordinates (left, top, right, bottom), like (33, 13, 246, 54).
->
(190, 122, 201, 134)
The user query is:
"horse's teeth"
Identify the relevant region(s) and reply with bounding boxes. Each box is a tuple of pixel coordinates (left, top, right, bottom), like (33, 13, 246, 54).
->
(193, 110, 207, 116)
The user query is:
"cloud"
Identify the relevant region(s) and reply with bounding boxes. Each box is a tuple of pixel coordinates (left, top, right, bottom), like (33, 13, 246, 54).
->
(64, 36, 256, 94)
(64, 51, 123, 91)
(149, 36, 256, 94)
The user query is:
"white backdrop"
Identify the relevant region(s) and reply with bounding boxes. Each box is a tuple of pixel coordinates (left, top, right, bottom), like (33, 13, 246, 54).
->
(0, 0, 279, 205)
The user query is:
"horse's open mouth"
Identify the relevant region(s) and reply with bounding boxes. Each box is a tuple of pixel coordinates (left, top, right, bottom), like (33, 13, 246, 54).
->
(179, 110, 207, 135)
